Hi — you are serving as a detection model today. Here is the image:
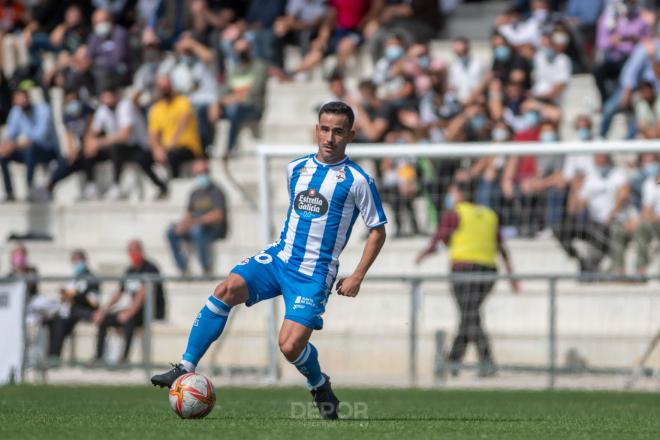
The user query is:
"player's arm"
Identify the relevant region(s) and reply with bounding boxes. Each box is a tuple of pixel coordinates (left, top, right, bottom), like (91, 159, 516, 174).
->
(336, 225, 386, 297)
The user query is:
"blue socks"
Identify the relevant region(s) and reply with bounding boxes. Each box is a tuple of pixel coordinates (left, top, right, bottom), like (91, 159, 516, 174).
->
(291, 343, 325, 389)
(181, 296, 231, 371)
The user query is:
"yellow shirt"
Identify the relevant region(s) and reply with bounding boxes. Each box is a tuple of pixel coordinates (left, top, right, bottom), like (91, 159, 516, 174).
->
(449, 202, 498, 267)
(148, 95, 202, 156)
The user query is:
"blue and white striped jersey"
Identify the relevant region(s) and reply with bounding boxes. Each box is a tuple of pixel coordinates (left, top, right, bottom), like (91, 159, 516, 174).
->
(273, 154, 387, 287)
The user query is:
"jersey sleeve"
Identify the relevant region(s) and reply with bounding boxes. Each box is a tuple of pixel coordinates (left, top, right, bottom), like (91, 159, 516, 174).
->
(354, 174, 388, 229)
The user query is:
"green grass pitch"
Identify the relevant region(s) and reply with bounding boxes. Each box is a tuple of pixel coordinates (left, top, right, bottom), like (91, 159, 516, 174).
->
(1, 385, 659, 439)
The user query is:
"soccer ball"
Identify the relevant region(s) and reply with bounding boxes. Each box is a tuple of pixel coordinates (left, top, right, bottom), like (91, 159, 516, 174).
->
(168, 372, 216, 419)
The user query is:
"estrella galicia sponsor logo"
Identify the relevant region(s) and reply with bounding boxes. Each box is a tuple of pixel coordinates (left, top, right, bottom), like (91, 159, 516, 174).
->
(294, 188, 328, 219)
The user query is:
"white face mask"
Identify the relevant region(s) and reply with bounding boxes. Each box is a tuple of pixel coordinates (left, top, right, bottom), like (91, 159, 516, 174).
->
(94, 21, 112, 37)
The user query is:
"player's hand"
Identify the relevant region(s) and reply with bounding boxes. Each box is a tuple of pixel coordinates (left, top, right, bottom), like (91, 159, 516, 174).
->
(336, 274, 363, 297)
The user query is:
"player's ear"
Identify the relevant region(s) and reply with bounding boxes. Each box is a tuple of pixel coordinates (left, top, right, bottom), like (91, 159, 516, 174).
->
(347, 128, 355, 142)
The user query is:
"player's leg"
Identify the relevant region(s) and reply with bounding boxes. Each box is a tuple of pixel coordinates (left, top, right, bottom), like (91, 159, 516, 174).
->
(279, 320, 323, 388)
(150, 274, 248, 387)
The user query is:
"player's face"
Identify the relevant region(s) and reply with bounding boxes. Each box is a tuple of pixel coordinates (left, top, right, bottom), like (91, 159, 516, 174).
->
(316, 113, 354, 164)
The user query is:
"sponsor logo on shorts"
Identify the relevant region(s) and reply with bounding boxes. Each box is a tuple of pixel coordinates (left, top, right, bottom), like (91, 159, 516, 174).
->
(292, 295, 316, 310)
(237, 257, 250, 266)
(254, 253, 273, 264)
(294, 188, 328, 219)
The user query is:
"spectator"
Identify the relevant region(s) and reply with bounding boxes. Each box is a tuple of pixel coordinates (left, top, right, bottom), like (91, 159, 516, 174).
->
(353, 79, 397, 142)
(635, 80, 660, 138)
(489, 32, 532, 90)
(6, 242, 39, 299)
(50, 45, 95, 104)
(0, 85, 60, 202)
(555, 154, 629, 274)
(474, 120, 512, 209)
(0, 0, 28, 79)
(86, 86, 169, 200)
(273, 0, 328, 72)
(444, 104, 492, 143)
(93, 240, 166, 364)
(46, 88, 96, 199)
(170, 32, 218, 155)
(415, 179, 519, 377)
(565, 0, 605, 57)
(132, 30, 174, 109)
(208, 39, 268, 160)
(372, 33, 407, 91)
(293, 0, 384, 75)
(532, 31, 572, 104)
(593, 0, 650, 106)
(148, 75, 203, 177)
(634, 156, 660, 276)
(87, 8, 131, 92)
(167, 159, 228, 275)
(599, 38, 660, 139)
(45, 250, 100, 360)
(497, 0, 554, 58)
(448, 36, 486, 105)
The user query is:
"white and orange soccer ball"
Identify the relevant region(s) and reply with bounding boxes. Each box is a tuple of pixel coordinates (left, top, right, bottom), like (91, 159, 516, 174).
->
(168, 372, 216, 419)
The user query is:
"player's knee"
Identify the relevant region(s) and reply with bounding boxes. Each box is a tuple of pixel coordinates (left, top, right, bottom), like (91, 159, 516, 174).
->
(213, 277, 245, 306)
(279, 337, 306, 361)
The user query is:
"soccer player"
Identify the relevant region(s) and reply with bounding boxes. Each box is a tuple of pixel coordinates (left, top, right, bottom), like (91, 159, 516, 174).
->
(151, 102, 387, 419)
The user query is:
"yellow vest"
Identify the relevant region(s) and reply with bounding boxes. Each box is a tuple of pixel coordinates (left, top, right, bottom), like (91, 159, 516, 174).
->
(449, 202, 498, 267)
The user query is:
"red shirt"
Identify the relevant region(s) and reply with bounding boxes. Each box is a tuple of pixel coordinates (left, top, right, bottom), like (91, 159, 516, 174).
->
(330, 0, 370, 30)
(513, 127, 540, 182)
(0, 1, 24, 32)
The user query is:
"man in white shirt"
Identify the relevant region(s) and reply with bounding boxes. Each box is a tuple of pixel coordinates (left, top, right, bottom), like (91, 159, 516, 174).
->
(633, 159, 660, 275)
(532, 31, 572, 104)
(85, 86, 168, 199)
(555, 154, 629, 274)
(448, 36, 486, 105)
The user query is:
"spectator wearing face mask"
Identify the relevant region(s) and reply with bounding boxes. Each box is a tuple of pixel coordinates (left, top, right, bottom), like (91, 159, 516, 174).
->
(373, 33, 407, 89)
(532, 31, 572, 105)
(445, 104, 492, 143)
(44, 250, 100, 360)
(46, 88, 96, 200)
(474, 121, 512, 210)
(6, 242, 39, 299)
(208, 38, 268, 160)
(448, 36, 486, 105)
(633, 154, 660, 277)
(488, 32, 532, 91)
(148, 75, 203, 177)
(93, 240, 166, 364)
(87, 8, 131, 92)
(0, 85, 60, 202)
(166, 159, 228, 275)
(132, 31, 175, 110)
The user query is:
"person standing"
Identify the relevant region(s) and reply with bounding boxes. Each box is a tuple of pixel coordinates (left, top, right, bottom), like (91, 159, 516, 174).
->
(416, 180, 519, 377)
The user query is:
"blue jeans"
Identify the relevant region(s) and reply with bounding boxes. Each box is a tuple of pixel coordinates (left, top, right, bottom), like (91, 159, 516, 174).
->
(1, 143, 60, 197)
(167, 223, 218, 272)
(221, 103, 262, 153)
(599, 87, 637, 139)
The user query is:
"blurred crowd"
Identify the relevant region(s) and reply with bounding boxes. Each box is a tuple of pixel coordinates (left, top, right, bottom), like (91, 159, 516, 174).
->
(1, 0, 660, 278)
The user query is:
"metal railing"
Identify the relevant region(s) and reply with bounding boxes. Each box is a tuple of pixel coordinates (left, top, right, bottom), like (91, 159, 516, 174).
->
(7, 272, 660, 388)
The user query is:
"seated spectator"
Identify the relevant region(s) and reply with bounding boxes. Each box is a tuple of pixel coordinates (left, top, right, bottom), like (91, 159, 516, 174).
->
(419, 80, 462, 143)
(6, 242, 39, 299)
(44, 250, 100, 360)
(167, 159, 228, 275)
(363, 0, 443, 62)
(554, 154, 629, 274)
(473, 120, 512, 209)
(532, 31, 572, 105)
(0, 85, 60, 202)
(635, 81, 660, 138)
(593, 0, 649, 106)
(634, 156, 660, 276)
(170, 33, 218, 155)
(87, 8, 130, 92)
(488, 32, 533, 91)
(132, 30, 174, 110)
(28, 4, 89, 78)
(353, 79, 397, 142)
(93, 240, 165, 364)
(46, 88, 96, 199)
(273, 0, 328, 72)
(565, 0, 605, 59)
(0, 0, 29, 79)
(50, 45, 95, 103)
(600, 38, 660, 139)
(448, 36, 486, 105)
(148, 75, 203, 177)
(86, 86, 168, 200)
(208, 39, 268, 160)
(497, 1, 554, 59)
(444, 104, 491, 143)
(372, 33, 408, 92)
(292, 0, 383, 76)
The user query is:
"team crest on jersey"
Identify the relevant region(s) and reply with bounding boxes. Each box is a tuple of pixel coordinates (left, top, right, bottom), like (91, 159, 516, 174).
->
(294, 188, 328, 219)
(335, 167, 346, 182)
